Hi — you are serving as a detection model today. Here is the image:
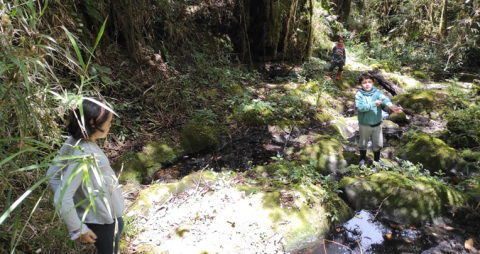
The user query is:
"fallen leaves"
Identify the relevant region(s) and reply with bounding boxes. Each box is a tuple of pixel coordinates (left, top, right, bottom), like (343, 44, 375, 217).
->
(465, 238, 474, 250)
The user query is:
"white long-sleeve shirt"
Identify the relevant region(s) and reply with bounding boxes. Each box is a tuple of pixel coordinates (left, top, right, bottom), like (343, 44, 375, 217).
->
(47, 137, 125, 232)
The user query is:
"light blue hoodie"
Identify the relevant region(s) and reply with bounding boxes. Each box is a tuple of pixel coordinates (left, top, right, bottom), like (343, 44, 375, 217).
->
(355, 87, 392, 126)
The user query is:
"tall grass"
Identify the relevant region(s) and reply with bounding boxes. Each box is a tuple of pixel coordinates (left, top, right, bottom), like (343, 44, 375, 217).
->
(0, 0, 108, 252)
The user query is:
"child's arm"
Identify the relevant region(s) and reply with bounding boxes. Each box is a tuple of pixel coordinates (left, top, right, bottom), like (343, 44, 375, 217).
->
(380, 94, 403, 113)
(355, 92, 377, 112)
(53, 160, 85, 233)
(330, 46, 336, 62)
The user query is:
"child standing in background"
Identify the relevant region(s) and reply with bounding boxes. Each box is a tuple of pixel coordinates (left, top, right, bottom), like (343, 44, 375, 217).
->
(327, 37, 346, 80)
(47, 98, 125, 254)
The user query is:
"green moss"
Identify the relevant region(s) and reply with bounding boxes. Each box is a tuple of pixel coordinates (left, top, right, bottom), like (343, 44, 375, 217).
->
(458, 176, 480, 201)
(388, 74, 422, 90)
(389, 112, 406, 123)
(129, 183, 173, 216)
(288, 135, 345, 175)
(342, 151, 360, 166)
(412, 71, 429, 80)
(179, 123, 228, 153)
(237, 185, 259, 195)
(395, 132, 461, 172)
(253, 162, 296, 176)
(341, 171, 473, 224)
(325, 118, 349, 139)
(391, 90, 446, 113)
(257, 184, 353, 251)
(224, 83, 243, 95)
(115, 140, 183, 184)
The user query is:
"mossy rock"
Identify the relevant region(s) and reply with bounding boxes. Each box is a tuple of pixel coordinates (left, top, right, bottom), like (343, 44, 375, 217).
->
(238, 109, 275, 127)
(380, 62, 392, 72)
(445, 105, 480, 148)
(382, 119, 399, 129)
(342, 151, 360, 165)
(457, 176, 480, 202)
(387, 74, 422, 91)
(127, 171, 219, 216)
(395, 132, 461, 172)
(224, 83, 243, 96)
(340, 171, 474, 225)
(259, 184, 353, 252)
(412, 71, 429, 80)
(389, 112, 407, 123)
(129, 169, 353, 253)
(115, 140, 183, 184)
(253, 161, 297, 176)
(325, 117, 350, 140)
(391, 90, 446, 114)
(179, 123, 228, 153)
(287, 134, 346, 175)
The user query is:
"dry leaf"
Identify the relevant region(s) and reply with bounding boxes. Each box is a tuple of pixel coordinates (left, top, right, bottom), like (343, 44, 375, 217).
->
(386, 234, 392, 239)
(465, 238, 474, 250)
(335, 228, 341, 232)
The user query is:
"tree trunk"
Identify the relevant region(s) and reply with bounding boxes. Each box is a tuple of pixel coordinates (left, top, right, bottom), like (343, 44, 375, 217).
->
(306, 0, 314, 58)
(439, 0, 448, 38)
(368, 68, 402, 96)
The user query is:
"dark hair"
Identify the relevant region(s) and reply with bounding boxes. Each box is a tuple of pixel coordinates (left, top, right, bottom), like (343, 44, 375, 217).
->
(358, 73, 374, 84)
(338, 37, 344, 42)
(68, 98, 112, 140)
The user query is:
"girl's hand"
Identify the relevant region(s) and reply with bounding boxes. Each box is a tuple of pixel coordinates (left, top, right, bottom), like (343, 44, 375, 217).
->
(374, 100, 383, 106)
(79, 229, 97, 243)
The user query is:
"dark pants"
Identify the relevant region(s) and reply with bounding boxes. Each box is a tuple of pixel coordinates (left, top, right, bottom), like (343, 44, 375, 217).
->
(328, 61, 344, 72)
(87, 217, 124, 254)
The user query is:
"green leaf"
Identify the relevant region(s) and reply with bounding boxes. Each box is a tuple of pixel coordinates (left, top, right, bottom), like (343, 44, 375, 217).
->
(321, 0, 330, 13)
(100, 75, 113, 84)
(61, 26, 85, 71)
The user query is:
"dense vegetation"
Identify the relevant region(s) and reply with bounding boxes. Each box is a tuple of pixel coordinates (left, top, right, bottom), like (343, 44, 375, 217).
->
(1, 0, 479, 252)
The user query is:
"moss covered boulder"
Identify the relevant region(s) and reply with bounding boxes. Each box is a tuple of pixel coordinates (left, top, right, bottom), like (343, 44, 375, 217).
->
(412, 71, 429, 80)
(391, 90, 449, 114)
(287, 134, 347, 175)
(325, 117, 352, 140)
(115, 140, 183, 184)
(340, 171, 473, 225)
(125, 170, 353, 253)
(179, 123, 227, 153)
(389, 112, 407, 123)
(387, 74, 422, 91)
(395, 132, 461, 172)
(458, 176, 480, 202)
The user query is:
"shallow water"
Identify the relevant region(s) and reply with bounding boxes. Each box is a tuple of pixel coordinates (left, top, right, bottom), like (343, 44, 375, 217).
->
(294, 210, 476, 254)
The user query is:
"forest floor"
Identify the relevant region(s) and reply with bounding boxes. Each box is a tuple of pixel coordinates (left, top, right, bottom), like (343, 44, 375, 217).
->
(105, 57, 480, 253)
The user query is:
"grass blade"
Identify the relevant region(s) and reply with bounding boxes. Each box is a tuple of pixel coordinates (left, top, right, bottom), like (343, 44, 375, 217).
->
(61, 26, 85, 71)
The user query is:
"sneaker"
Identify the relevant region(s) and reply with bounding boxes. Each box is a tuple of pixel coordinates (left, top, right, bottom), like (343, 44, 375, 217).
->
(359, 159, 365, 166)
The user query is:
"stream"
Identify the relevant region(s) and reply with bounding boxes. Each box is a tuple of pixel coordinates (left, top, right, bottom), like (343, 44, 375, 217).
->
(294, 210, 475, 254)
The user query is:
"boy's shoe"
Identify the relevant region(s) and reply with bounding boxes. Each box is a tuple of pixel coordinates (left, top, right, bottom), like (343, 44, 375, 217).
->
(336, 71, 342, 80)
(359, 159, 365, 166)
(326, 72, 333, 79)
(359, 150, 366, 166)
(373, 151, 383, 165)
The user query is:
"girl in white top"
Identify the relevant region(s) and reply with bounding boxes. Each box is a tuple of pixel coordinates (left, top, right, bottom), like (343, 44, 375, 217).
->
(47, 98, 125, 254)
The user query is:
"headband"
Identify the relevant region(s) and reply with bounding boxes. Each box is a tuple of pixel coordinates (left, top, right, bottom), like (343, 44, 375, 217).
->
(90, 101, 106, 125)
